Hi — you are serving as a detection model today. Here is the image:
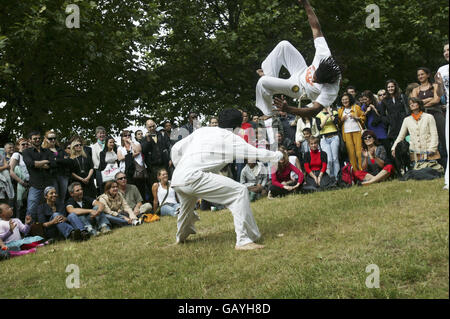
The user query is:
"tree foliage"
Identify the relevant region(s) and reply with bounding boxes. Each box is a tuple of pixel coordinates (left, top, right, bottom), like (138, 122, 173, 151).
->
(0, 0, 448, 144)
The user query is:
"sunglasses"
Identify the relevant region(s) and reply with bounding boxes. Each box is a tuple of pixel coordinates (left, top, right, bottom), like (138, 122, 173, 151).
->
(47, 137, 56, 141)
(116, 177, 127, 181)
(363, 136, 374, 140)
(73, 144, 81, 147)
(20, 143, 29, 146)
(378, 94, 386, 97)
(122, 134, 131, 137)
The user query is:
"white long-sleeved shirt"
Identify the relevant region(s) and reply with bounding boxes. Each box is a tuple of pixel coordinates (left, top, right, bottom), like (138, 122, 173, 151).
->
(171, 127, 283, 187)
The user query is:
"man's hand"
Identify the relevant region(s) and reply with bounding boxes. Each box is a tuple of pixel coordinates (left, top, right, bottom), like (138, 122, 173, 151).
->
(274, 96, 289, 113)
(25, 215, 32, 225)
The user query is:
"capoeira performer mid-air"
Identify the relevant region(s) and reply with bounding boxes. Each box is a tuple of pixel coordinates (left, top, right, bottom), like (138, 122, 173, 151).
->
(256, 0, 341, 119)
(170, 109, 283, 250)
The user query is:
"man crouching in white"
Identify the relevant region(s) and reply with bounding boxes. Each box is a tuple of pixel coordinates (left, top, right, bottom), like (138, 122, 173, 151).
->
(170, 108, 283, 250)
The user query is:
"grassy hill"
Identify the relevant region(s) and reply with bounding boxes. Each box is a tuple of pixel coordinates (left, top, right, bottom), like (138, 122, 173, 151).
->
(1, 178, 448, 299)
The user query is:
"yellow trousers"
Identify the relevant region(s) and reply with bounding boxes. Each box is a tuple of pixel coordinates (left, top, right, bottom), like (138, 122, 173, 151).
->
(344, 131, 362, 171)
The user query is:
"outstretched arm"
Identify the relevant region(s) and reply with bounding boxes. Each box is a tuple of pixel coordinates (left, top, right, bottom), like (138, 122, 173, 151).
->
(274, 96, 324, 118)
(299, 0, 323, 40)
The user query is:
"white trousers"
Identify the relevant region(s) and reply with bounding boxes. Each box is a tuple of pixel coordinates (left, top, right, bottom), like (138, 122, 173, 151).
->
(256, 41, 307, 115)
(173, 171, 261, 246)
(445, 101, 449, 189)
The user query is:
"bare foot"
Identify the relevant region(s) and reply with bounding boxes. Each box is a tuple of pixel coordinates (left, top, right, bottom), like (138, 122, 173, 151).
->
(256, 69, 264, 77)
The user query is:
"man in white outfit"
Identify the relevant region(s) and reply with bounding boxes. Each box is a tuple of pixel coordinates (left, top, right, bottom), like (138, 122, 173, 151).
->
(257, 0, 341, 119)
(170, 109, 283, 250)
(436, 43, 449, 189)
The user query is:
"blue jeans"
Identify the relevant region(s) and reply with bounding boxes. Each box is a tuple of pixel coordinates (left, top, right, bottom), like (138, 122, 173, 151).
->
(27, 187, 44, 221)
(160, 203, 180, 217)
(77, 210, 111, 232)
(104, 214, 129, 227)
(320, 134, 340, 179)
(50, 212, 85, 238)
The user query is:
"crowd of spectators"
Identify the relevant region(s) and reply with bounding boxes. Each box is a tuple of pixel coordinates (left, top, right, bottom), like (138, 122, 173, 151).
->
(0, 43, 448, 260)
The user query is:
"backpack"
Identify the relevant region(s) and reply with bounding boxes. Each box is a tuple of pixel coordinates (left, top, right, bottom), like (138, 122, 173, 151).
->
(339, 162, 355, 186)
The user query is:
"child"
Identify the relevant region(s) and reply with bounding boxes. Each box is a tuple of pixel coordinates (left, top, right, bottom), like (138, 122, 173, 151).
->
(0, 203, 44, 253)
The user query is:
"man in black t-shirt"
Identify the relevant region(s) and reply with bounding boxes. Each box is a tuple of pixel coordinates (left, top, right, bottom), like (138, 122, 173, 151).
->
(65, 182, 112, 235)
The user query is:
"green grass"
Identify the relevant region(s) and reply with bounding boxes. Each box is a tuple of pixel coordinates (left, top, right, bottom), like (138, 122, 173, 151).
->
(1, 178, 448, 299)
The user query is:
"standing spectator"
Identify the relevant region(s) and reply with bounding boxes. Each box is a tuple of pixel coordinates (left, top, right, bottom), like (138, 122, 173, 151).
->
(240, 161, 269, 201)
(135, 130, 144, 144)
(381, 79, 409, 156)
(411, 67, 446, 167)
(66, 182, 112, 236)
(316, 105, 340, 179)
(302, 136, 334, 191)
(346, 85, 357, 99)
(405, 83, 419, 98)
(268, 148, 303, 198)
(97, 180, 140, 226)
(90, 126, 107, 195)
(69, 139, 97, 199)
(209, 117, 219, 127)
(41, 130, 68, 212)
(117, 130, 146, 201)
(338, 93, 366, 171)
(142, 120, 171, 201)
(376, 89, 387, 104)
(151, 168, 180, 217)
(295, 113, 320, 148)
(161, 120, 176, 176)
(9, 139, 30, 221)
(435, 42, 449, 189)
(22, 131, 57, 221)
(0, 149, 14, 204)
(279, 111, 297, 142)
(354, 130, 394, 186)
(3, 143, 14, 164)
(36, 187, 88, 241)
(361, 90, 389, 154)
(392, 97, 441, 171)
(179, 112, 198, 139)
(115, 172, 144, 220)
(98, 136, 119, 184)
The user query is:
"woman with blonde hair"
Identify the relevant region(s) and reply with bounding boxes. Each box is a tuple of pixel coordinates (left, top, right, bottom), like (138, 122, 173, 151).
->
(69, 138, 96, 198)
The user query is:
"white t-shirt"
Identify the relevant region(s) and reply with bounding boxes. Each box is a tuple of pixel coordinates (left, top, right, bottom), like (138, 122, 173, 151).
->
(11, 152, 29, 181)
(157, 183, 178, 205)
(343, 108, 361, 133)
(298, 37, 340, 107)
(437, 64, 449, 103)
(117, 144, 145, 173)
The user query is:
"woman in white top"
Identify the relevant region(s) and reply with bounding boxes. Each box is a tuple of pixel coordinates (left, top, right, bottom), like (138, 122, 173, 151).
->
(8, 138, 30, 220)
(152, 168, 179, 217)
(117, 130, 146, 200)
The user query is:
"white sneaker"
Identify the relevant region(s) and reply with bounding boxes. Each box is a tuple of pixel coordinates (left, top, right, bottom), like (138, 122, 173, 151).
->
(235, 242, 265, 250)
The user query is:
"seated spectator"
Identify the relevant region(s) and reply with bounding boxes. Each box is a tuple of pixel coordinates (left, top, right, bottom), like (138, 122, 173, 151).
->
(151, 169, 180, 217)
(115, 172, 145, 218)
(354, 130, 394, 185)
(0, 237, 10, 260)
(276, 131, 296, 157)
(302, 136, 334, 191)
(70, 139, 97, 199)
(3, 143, 14, 164)
(316, 106, 340, 180)
(0, 203, 44, 256)
(8, 138, 30, 221)
(338, 92, 366, 171)
(268, 148, 303, 198)
(98, 136, 119, 184)
(240, 161, 269, 202)
(392, 97, 443, 172)
(0, 148, 14, 203)
(36, 187, 89, 241)
(97, 180, 140, 226)
(66, 182, 112, 236)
